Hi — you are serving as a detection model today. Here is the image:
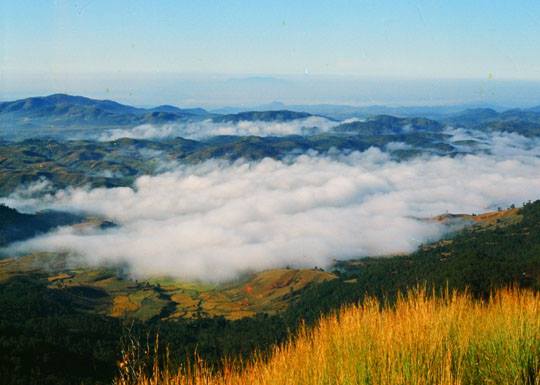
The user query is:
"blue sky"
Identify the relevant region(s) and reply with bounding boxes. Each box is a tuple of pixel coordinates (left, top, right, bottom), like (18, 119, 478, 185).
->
(2, 1, 540, 105)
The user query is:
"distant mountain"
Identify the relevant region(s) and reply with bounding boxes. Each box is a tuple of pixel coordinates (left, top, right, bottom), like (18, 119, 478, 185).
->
(0, 93, 211, 117)
(333, 115, 444, 135)
(2, 94, 539, 140)
(444, 108, 499, 126)
(211, 101, 288, 115)
(526, 105, 540, 113)
(445, 107, 540, 136)
(213, 110, 313, 123)
(147, 105, 209, 116)
(0, 93, 140, 115)
(0, 94, 212, 140)
(212, 102, 507, 120)
(0, 94, 327, 140)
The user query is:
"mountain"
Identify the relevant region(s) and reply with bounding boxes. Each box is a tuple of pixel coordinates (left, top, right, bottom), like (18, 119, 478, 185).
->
(0, 93, 210, 117)
(0, 204, 83, 246)
(0, 130, 458, 196)
(147, 105, 209, 116)
(212, 110, 313, 123)
(444, 108, 499, 126)
(445, 107, 540, 136)
(0, 93, 139, 115)
(211, 101, 288, 114)
(0, 94, 212, 140)
(2, 94, 540, 141)
(212, 103, 507, 120)
(0, 95, 326, 140)
(333, 115, 444, 135)
(526, 105, 540, 113)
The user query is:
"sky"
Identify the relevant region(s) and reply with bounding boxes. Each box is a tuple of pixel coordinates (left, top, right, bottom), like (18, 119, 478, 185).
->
(2, 1, 540, 106)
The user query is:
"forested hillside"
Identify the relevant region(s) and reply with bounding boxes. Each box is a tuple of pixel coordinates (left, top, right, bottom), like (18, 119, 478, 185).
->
(0, 204, 82, 246)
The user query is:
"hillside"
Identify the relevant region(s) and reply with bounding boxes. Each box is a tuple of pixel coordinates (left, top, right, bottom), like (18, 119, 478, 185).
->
(290, 201, 540, 323)
(1, 201, 540, 384)
(119, 288, 540, 385)
(213, 110, 313, 123)
(0, 204, 83, 246)
(0, 253, 335, 320)
(0, 131, 457, 196)
(445, 107, 540, 137)
(0, 205, 522, 321)
(333, 115, 444, 135)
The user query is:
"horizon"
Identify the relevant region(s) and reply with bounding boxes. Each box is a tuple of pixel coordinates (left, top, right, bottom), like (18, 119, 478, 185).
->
(3, 76, 540, 109)
(3, 1, 540, 107)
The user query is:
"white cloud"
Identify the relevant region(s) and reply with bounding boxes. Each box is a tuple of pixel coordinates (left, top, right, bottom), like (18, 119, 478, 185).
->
(99, 116, 337, 141)
(385, 142, 414, 151)
(4, 137, 540, 281)
(445, 127, 540, 157)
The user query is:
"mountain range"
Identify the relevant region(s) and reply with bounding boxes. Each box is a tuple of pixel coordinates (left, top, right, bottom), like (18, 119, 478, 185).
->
(1, 94, 540, 141)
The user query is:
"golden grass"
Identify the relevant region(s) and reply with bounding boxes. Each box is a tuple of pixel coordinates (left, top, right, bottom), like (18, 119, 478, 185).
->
(469, 208, 521, 224)
(47, 273, 74, 282)
(434, 207, 522, 229)
(115, 288, 540, 385)
(111, 295, 141, 317)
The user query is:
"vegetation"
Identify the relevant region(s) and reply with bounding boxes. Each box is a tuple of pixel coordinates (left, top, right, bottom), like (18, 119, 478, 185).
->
(213, 110, 312, 123)
(334, 115, 443, 135)
(281, 201, 539, 327)
(0, 253, 336, 320)
(1, 201, 539, 384)
(0, 95, 319, 140)
(0, 132, 456, 195)
(445, 107, 540, 137)
(0, 274, 290, 385)
(0, 204, 82, 246)
(116, 288, 540, 385)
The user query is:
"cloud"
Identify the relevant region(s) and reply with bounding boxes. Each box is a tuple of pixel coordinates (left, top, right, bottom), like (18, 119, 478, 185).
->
(99, 116, 337, 141)
(385, 142, 414, 151)
(444, 127, 540, 157)
(3, 135, 540, 282)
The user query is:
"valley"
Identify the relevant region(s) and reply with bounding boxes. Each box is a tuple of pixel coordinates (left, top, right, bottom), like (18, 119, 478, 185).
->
(0, 252, 335, 320)
(1, 94, 540, 385)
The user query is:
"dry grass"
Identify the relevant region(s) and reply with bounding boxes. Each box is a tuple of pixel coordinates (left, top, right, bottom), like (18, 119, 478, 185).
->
(111, 295, 141, 317)
(469, 208, 521, 224)
(434, 207, 522, 229)
(115, 287, 540, 385)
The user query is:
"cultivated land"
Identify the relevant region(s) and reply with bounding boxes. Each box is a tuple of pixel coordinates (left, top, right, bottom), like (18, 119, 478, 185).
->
(0, 253, 335, 320)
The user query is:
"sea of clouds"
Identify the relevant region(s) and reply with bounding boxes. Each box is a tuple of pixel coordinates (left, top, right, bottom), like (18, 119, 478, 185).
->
(3, 127, 540, 281)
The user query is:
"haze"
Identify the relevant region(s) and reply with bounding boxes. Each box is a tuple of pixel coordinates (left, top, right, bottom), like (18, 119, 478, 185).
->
(2, 1, 540, 107)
